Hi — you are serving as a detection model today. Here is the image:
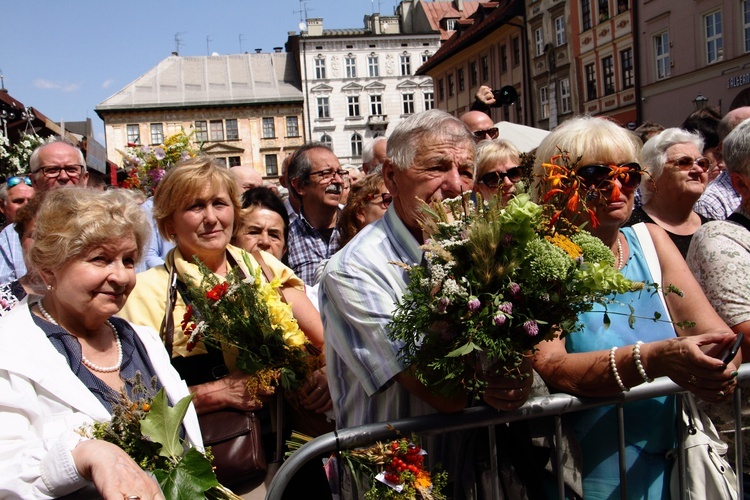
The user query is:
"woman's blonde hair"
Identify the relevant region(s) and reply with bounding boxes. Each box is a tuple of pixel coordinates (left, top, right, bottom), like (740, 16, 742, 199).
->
(475, 139, 521, 180)
(28, 187, 151, 274)
(153, 156, 241, 241)
(337, 173, 386, 247)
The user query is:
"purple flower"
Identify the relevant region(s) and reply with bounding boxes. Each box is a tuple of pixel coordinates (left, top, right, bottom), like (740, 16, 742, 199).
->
(524, 320, 540, 337)
(468, 296, 481, 311)
(503, 233, 513, 245)
(181, 151, 192, 161)
(498, 301, 513, 314)
(509, 282, 521, 298)
(153, 147, 166, 160)
(438, 297, 451, 313)
(493, 314, 507, 326)
(148, 168, 166, 183)
(140, 145, 150, 155)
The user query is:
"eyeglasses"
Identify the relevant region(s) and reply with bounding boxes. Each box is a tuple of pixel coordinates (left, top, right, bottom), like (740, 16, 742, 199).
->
(478, 167, 522, 188)
(472, 127, 500, 141)
(33, 165, 84, 179)
(366, 192, 393, 207)
(666, 156, 711, 171)
(576, 162, 643, 190)
(308, 168, 349, 182)
(6, 176, 31, 188)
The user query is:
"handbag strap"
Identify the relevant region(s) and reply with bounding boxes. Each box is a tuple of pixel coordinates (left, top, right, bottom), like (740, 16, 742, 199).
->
(252, 250, 288, 304)
(160, 262, 179, 357)
(631, 222, 671, 320)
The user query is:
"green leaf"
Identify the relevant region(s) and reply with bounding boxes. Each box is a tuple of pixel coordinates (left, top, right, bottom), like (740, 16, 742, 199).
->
(140, 389, 194, 460)
(446, 342, 482, 357)
(603, 312, 611, 329)
(154, 448, 219, 500)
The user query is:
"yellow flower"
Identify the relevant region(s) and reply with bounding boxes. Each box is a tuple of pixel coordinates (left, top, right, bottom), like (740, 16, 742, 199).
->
(546, 233, 582, 259)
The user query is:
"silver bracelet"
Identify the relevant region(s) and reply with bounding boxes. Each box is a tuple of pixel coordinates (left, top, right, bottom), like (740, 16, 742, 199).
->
(633, 340, 653, 383)
(609, 346, 629, 392)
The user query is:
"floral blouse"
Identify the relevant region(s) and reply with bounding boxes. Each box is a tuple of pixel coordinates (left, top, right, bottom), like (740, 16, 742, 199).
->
(0, 280, 26, 317)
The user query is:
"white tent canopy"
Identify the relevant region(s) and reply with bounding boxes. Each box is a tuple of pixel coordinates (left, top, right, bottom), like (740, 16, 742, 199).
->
(494, 121, 550, 153)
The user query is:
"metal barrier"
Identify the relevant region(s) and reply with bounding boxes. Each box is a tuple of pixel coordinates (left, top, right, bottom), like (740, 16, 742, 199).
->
(266, 365, 750, 500)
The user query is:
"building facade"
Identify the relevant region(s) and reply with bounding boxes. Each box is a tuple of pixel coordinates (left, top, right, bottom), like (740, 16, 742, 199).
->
(96, 52, 304, 182)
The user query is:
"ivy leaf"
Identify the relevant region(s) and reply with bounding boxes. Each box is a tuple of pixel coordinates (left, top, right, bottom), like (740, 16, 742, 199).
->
(446, 342, 482, 357)
(140, 389, 193, 460)
(153, 448, 219, 500)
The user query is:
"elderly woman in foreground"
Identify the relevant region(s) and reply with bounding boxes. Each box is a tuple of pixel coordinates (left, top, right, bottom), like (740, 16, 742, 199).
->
(532, 116, 738, 499)
(0, 188, 201, 499)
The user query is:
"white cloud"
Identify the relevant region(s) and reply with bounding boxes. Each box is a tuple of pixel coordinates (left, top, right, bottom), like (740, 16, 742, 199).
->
(102, 79, 115, 89)
(33, 78, 80, 92)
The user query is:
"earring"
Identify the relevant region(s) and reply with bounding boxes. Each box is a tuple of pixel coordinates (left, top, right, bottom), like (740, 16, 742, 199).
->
(46, 284, 52, 291)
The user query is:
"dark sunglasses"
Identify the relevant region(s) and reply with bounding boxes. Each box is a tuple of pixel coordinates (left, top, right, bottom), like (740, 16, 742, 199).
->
(473, 127, 499, 140)
(478, 167, 522, 188)
(367, 192, 393, 207)
(576, 162, 643, 189)
(666, 156, 711, 171)
(6, 176, 31, 188)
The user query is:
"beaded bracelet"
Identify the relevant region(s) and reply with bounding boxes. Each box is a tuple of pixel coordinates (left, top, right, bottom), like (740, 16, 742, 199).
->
(633, 340, 653, 383)
(609, 346, 629, 392)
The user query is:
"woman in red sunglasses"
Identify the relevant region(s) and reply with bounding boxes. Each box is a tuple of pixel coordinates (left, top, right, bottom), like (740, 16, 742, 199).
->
(625, 128, 710, 258)
(531, 115, 738, 499)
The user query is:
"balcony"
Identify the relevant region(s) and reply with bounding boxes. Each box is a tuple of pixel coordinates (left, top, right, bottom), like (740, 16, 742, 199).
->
(367, 114, 389, 129)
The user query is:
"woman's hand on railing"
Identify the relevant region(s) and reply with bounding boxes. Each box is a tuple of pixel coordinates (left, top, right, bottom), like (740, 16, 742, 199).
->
(482, 356, 534, 411)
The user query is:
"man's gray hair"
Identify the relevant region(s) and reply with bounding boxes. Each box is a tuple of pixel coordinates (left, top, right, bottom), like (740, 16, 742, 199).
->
(387, 109, 473, 171)
(286, 141, 332, 199)
(28, 136, 85, 173)
(362, 136, 387, 165)
(723, 117, 750, 177)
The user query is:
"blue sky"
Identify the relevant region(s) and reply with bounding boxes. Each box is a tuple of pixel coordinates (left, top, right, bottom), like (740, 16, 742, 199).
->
(0, 0, 399, 143)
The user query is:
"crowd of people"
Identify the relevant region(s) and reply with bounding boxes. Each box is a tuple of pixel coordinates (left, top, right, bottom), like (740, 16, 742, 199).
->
(0, 89, 747, 499)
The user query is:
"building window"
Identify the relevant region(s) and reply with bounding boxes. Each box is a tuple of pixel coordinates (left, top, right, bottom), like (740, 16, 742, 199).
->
(286, 116, 300, 137)
(320, 134, 332, 148)
(438, 79, 445, 101)
(655, 32, 670, 80)
(265, 154, 278, 176)
(315, 56, 326, 79)
(501, 46, 508, 73)
(598, 0, 609, 22)
(535, 27, 545, 57)
(348, 96, 361, 117)
(445, 18, 457, 31)
(150, 123, 163, 145)
(470, 62, 478, 87)
(705, 10, 723, 64)
(539, 86, 550, 119)
(210, 120, 224, 141)
(617, 0, 629, 13)
(226, 119, 239, 140)
(422, 51, 431, 64)
(317, 97, 330, 118)
(555, 16, 566, 46)
(585, 63, 597, 100)
(345, 54, 357, 78)
(370, 94, 383, 115)
(559, 78, 572, 114)
(368, 54, 379, 77)
(602, 55, 615, 95)
(582, 0, 592, 31)
(351, 133, 363, 157)
(126, 124, 140, 144)
(194, 121, 208, 142)
(400, 53, 411, 76)
(402, 93, 415, 114)
(457, 68, 465, 92)
(228, 156, 241, 167)
(448, 74, 455, 96)
(512, 37, 520, 66)
(620, 48, 634, 89)
(424, 91, 434, 110)
(745, 0, 750, 53)
(262, 117, 275, 138)
(482, 56, 489, 81)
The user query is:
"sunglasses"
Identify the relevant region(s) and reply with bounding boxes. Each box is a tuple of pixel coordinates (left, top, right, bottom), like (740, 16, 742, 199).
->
(367, 192, 393, 207)
(576, 163, 643, 190)
(478, 167, 522, 188)
(6, 176, 32, 188)
(666, 156, 711, 171)
(473, 127, 500, 140)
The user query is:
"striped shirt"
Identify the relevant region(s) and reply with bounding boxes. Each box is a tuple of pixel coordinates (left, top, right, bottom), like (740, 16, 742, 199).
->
(320, 206, 435, 429)
(694, 170, 741, 221)
(288, 210, 340, 285)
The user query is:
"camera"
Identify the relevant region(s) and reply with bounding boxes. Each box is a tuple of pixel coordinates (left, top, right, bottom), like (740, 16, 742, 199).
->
(491, 86, 518, 107)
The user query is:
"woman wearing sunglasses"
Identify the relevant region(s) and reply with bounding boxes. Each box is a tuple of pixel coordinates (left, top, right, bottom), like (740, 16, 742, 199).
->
(625, 128, 710, 258)
(473, 139, 522, 204)
(532, 116, 738, 499)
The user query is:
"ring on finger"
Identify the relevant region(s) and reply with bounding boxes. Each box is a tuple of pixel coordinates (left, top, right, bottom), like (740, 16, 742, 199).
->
(718, 390, 725, 397)
(126, 496, 141, 500)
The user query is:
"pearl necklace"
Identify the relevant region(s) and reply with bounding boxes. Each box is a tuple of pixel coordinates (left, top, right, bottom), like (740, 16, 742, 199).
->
(616, 235, 624, 270)
(36, 300, 122, 373)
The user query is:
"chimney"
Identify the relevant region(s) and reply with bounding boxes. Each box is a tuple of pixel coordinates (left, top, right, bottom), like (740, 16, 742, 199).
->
(255, 48, 262, 54)
(171, 51, 179, 56)
(274, 47, 283, 53)
(456, 0, 463, 12)
(306, 18, 323, 37)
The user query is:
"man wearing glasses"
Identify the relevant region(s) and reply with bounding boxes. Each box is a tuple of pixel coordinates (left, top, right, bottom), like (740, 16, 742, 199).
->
(0, 176, 34, 227)
(286, 142, 347, 284)
(0, 140, 88, 283)
(460, 110, 499, 143)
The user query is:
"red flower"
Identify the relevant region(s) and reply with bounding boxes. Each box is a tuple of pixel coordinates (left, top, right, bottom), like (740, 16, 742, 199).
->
(206, 282, 229, 302)
(180, 304, 194, 332)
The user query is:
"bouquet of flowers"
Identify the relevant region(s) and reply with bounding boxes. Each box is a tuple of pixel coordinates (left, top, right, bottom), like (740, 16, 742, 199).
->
(389, 186, 643, 398)
(0, 131, 49, 178)
(181, 251, 314, 402)
(118, 129, 197, 194)
(83, 374, 240, 499)
(322, 435, 447, 500)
